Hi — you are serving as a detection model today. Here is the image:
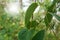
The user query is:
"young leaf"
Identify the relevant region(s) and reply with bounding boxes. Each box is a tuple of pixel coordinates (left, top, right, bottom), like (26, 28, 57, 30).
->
(44, 13, 52, 26)
(25, 3, 38, 27)
(32, 30, 45, 40)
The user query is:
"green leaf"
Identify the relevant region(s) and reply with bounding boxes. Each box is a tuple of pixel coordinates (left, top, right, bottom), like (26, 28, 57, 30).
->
(18, 29, 28, 40)
(25, 3, 38, 27)
(18, 29, 35, 40)
(44, 13, 52, 26)
(50, 13, 60, 21)
(31, 21, 39, 27)
(26, 29, 35, 40)
(47, 0, 57, 13)
(32, 30, 45, 40)
(26, 21, 39, 29)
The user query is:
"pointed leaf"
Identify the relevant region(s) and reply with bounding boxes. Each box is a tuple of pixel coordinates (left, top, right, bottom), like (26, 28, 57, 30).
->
(32, 30, 45, 40)
(25, 3, 38, 27)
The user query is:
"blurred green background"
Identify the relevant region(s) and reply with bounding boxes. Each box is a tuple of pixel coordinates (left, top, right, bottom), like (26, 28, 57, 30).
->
(0, 0, 60, 40)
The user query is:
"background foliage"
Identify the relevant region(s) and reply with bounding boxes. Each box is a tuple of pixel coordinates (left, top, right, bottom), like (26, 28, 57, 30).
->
(0, 0, 60, 40)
